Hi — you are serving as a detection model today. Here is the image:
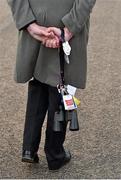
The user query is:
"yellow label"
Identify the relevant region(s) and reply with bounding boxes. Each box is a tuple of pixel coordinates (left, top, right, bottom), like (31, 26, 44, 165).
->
(73, 96, 81, 106)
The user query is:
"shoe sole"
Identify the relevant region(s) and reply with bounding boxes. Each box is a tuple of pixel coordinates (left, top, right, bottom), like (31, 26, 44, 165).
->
(22, 158, 39, 163)
(48, 158, 71, 170)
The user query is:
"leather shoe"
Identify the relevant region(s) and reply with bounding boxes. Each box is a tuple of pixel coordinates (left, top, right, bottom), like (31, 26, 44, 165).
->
(48, 150, 71, 170)
(22, 150, 39, 163)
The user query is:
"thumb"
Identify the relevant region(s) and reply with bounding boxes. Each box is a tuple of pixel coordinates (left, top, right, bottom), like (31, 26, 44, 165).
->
(36, 29, 53, 38)
(47, 27, 60, 36)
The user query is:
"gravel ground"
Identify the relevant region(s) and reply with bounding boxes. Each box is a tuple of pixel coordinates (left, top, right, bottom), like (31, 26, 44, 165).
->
(0, 0, 121, 179)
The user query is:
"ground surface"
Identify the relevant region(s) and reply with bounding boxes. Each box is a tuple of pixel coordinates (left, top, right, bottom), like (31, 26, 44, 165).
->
(0, 0, 121, 179)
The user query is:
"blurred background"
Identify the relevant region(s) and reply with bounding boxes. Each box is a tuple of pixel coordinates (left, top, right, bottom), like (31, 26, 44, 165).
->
(0, 0, 121, 179)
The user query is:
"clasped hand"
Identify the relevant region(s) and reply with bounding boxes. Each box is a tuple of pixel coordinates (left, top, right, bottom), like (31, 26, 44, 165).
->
(27, 23, 73, 48)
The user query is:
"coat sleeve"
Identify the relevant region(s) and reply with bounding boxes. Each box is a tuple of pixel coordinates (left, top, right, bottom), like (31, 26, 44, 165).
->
(62, 0, 96, 35)
(7, 0, 36, 30)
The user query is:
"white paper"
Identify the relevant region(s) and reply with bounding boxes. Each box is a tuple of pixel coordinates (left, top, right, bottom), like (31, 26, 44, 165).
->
(62, 41, 71, 56)
(67, 85, 77, 96)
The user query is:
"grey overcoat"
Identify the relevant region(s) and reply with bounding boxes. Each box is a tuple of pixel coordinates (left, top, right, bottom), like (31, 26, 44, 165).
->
(7, 0, 96, 89)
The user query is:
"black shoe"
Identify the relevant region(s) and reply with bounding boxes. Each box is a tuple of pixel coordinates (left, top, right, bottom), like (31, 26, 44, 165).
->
(48, 150, 71, 170)
(22, 150, 39, 163)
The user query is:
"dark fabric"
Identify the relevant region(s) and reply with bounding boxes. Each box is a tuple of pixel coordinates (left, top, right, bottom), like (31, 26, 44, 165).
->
(23, 78, 67, 165)
(45, 86, 67, 166)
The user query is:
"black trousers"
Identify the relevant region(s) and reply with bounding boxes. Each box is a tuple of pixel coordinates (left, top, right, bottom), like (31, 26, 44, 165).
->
(22, 78, 67, 166)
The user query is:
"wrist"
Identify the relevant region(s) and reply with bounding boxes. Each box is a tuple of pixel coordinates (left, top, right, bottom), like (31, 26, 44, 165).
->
(64, 27, 73, 41)
(26, 22, 36, 30)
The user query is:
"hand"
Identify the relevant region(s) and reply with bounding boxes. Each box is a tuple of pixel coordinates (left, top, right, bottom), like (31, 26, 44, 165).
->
(47, 27, 73, 41)
(27, 23, 60, 48)
(47, 27, 61, 38)
(43, 27, 73, 48)
(41, 27, 61, 48)
(42, 36, 60, 48)
(27, 22, 54, 42)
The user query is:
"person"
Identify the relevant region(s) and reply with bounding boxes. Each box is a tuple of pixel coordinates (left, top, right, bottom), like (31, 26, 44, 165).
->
(7, 0, 96, 170)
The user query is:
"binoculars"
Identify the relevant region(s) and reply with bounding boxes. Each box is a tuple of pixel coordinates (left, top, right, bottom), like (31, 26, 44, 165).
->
(66, 110, 79, 131)
(53, 105, 79, 132)
(53, 105, 64, 132)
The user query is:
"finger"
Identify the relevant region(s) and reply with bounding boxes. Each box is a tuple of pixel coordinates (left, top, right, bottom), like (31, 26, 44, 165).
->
(50, 32, 55, 38)
(45, 39, 55, 48)
(55, 36, 60, 44)
(50, 39, 59, 48)
(45, 39, 51, 48)
(42, 37, 48, 45)
(46, 28, 55, 38)
(54, 40, 60, 48)
(49, 39, 54, 48)
(32, 27, 52, 37)
(47, 27, 61, 37)
(51, 40, 57, 48)
(53, 36, 60, 47)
